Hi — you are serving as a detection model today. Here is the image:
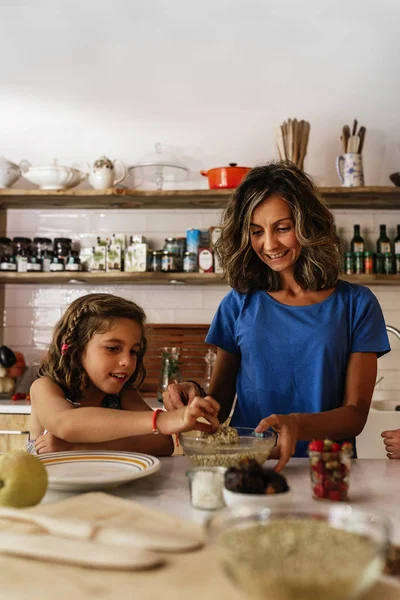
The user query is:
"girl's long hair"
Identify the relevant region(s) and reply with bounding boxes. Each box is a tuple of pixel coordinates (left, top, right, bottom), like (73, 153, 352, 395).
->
(215, 161, 341, 292)
(38, 293, 147, 400)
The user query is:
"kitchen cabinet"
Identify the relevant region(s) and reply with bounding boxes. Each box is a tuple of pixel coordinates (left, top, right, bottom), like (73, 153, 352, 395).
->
(0, 413, 30, 452)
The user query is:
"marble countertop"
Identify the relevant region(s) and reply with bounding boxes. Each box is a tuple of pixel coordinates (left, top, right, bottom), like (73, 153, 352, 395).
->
(42, 456, 400, 541)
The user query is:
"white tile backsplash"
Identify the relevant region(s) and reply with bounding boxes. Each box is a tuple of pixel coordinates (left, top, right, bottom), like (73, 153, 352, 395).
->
(2, 207, 400, 392)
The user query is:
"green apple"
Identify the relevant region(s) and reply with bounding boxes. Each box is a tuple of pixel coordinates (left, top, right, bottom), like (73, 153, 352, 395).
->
(0, 450, 48, 507)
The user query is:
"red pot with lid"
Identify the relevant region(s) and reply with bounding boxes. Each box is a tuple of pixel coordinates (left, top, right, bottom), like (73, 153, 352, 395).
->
(200, 163, 251, 189)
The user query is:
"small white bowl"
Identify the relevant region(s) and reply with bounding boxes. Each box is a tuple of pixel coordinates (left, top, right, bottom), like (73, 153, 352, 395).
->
(223, 486, 293, 509)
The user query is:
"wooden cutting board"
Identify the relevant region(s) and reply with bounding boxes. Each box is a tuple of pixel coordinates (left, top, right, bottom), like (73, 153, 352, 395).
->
(0, 492, 397, 600)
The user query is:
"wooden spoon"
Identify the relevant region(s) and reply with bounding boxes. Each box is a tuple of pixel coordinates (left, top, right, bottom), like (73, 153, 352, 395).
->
(358, 126, 366, 154)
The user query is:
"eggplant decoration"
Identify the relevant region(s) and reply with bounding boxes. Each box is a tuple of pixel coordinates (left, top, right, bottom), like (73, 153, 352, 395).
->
(0, 345, 17, 368)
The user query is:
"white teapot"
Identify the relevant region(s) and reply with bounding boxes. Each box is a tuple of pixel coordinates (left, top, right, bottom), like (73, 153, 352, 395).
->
(88, 156, 126, 190)
(0, 157, 21, 188)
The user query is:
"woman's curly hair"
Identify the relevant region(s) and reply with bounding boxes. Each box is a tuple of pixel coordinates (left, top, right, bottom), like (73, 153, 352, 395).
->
(215, 161, 341, 292)
(38, 293, 147, 400)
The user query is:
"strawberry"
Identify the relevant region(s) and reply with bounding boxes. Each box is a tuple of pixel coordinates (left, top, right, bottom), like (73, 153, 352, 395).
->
(308, 440, 324, 452)
(328, 490, 341, 501)
(313, 483, 325, 498)
(330, 442, 341, 452)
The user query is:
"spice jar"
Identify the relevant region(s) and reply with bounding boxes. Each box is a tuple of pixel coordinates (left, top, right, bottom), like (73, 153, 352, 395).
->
(354, 251, 364, 274)
(183, 251, 197, 272)
(27, 254, 42, 272)
(49, 256, 65, 271)
(186, 467, 226, 510)
(149, 250, 163, 272)
(33, 237, 52, 272)
(164, 237, 182, 271)
(396, 254, 400, 275)
(364, 251, 374, 275)
(161, 249, 179, 272)
(383, 252, 394, 275)
(54, 238, 72, 261)
(0, 237, 16, 271)
(308, 439, 353, 502)
(13, 237, 31, 273)
(65, 251, 81, 271)
(344, 251, 355, 275)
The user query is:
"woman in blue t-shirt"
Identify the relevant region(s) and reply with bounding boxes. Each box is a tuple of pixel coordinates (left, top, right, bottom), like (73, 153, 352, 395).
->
(163, 162, 390, 470)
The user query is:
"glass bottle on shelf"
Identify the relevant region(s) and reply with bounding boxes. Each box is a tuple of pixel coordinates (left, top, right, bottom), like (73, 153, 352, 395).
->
(376, 225, 391, 254)
(350, 225, 364, 253)
(157, 347, 182, 403)
(201, 348, 217, 394)
(394, 224, 400, 256)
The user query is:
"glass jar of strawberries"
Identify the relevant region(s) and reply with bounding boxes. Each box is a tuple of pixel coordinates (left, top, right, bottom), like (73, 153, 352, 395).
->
(308, 439, 353, 501)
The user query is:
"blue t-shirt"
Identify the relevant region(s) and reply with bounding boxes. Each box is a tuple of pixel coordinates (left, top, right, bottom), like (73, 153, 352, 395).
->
(206, 280, 390, 457)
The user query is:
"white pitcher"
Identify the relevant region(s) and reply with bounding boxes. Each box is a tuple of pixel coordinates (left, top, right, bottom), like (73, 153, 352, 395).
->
(88, 156, 126, 190)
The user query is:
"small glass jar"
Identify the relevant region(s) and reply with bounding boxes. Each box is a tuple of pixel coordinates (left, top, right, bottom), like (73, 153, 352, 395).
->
(354, 251, 364, 274)
(308, 444, 352, 502)
(149, 250, 163, 272)
(50, 256, 65, 271)
(161, 249, 179, 272)
(375, 252, 384, 274)
(344, 251, 354, 275)
(27, 255, 42, 272)
(54, 237, 72, 261)
(364, 251, 374, 275)
(183, 251, 197, 272)
(33, 237, 53, 272)
(0, 237, 15, 271)
(383, 252, 394, 275)
(396, 254, 400, 275)
(13, 237, 31, 273)
(65, 251, 81, 271)
(186, 467, 226, 510)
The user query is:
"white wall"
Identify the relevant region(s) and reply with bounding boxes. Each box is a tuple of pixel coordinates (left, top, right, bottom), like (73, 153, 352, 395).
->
(1, 2, 400, 402)
(1, 0, 400, 185)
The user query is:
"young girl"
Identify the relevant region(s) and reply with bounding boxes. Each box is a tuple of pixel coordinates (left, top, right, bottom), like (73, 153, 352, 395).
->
(163, 162, 390, 471)
(28, 293, 220, 456)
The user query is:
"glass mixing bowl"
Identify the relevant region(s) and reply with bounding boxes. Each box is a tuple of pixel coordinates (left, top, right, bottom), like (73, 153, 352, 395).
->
(206, 504, 390, 600)
(179, 427, 277, 468)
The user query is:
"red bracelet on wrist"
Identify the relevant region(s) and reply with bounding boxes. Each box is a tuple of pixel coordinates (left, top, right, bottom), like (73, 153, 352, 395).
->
(152, 408, 163, 435)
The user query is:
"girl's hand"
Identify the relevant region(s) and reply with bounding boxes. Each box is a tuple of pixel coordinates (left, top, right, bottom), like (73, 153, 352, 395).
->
(162, 381, 199, 411)
(381, 429, 400, 458)
(34, 433, 73, 454)
(159, 396, 220, 435)
(255, 413, 299, 472)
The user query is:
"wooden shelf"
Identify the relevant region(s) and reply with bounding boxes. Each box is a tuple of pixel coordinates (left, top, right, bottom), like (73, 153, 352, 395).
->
(0, 272, 398, 286)
(0, 186, 400, 210)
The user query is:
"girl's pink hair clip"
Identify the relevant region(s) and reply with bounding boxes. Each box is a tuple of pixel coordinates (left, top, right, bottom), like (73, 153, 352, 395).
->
(61, 343, 69, 355)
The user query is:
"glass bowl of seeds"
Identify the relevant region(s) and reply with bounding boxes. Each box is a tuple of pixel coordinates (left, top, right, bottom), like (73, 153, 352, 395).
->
(206, 504, 391, 600)
(179, 426, 277, 468)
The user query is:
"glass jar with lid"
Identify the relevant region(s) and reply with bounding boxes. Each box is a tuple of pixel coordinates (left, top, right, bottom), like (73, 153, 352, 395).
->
(65, 251, 81, 272)
(164, 237, 182, 270)
(0, 237, 16, 272)
(50, 256, 65, 272)
(54, 238, 72, 261)
(150, 250, 163, 272)
(13, 237, 31, 273)
(33, 237, 53, 272)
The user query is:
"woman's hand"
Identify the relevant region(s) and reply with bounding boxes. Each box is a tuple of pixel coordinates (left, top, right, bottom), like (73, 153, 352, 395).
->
(158, 396, 220, 435)
(381, 429, 400, 458)
(162, 381, 200, 411)
(34, 433, 73, 454)
(255, 413, 300, 472)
